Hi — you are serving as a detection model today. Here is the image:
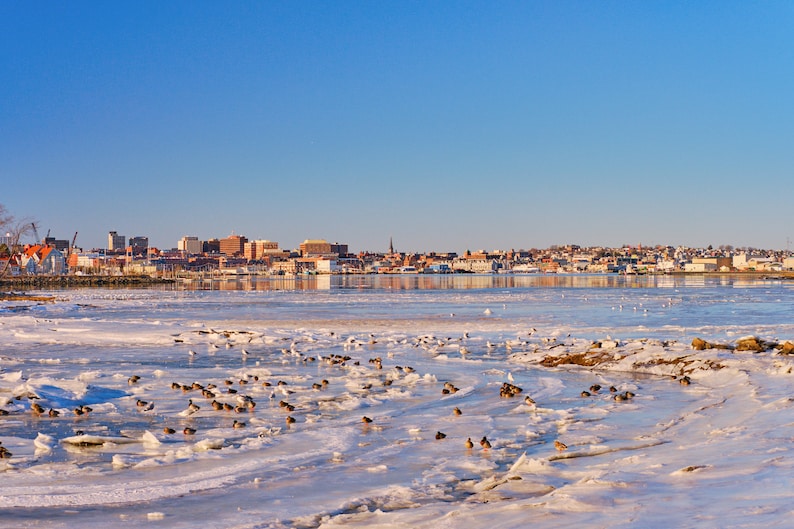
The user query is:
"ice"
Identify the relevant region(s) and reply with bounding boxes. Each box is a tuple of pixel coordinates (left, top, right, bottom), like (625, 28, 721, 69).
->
(2, 276, 794, 527)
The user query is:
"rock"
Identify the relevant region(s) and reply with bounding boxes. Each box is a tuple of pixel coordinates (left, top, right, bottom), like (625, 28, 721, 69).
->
(691, 337, 710, 350)
(778, 341, 794, 355)
(735, 336, 767, 352)
(691, 337, 732, 351)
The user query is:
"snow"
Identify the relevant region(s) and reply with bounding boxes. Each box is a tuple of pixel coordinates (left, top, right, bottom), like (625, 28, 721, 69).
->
(1, 275, 794, 527)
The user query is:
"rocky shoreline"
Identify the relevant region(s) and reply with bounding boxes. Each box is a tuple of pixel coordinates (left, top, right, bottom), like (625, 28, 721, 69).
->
(0, 275, 174, 289)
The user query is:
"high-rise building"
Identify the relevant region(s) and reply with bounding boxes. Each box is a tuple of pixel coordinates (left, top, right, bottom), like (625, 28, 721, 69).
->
(204, 239, 221, 254)
(244, 240, 280, 260)
(108, 231, 125, 251)
(220, 234, 248, 256)
(300, 239, 332, 257)
(178, 236, 204, 255)
(330, 242, 349, 257)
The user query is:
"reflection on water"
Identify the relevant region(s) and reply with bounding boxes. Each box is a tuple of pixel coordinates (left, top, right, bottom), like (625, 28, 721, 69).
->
(172, 273, 791, 292)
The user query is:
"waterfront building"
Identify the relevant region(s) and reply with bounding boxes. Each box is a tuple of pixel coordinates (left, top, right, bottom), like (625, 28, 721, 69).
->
(20, 245, 66, 275)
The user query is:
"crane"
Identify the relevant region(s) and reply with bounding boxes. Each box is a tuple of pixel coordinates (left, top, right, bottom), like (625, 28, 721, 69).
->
(70, 232, 78, 255)
(31, 222, 40, 244)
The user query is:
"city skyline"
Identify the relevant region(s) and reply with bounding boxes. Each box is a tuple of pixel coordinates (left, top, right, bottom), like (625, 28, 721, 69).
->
(2, 3, 793, 252)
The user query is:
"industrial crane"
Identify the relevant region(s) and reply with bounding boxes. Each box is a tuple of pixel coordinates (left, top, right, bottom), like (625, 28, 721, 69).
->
(70, 232, 78, 256)
(30, 222, 40, 244)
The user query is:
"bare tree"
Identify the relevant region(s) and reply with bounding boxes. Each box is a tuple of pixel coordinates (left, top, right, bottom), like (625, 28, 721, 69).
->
(0, 204, 12, 233)
(0, 204, 36, 279)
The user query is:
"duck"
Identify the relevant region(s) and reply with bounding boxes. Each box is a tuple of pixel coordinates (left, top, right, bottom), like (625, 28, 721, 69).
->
(31, 402, 45, 414)
(232, 420, 246, 429)
(163, 427, 176, 434)
(435, 431, 447, 440)
(453, 407, 462, 416)
(480, 436, 492, 449)
(362, 416, 373, 424)
(554, 440, 567, 451)
(465, 437, 474, 449)
(183, 427, 197, 435)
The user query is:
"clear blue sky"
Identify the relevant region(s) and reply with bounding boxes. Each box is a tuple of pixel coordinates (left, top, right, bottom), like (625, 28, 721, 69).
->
(2, 1, 793, 253)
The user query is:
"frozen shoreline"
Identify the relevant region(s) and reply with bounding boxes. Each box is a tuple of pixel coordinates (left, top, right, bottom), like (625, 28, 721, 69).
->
(2, 284, 794, 527)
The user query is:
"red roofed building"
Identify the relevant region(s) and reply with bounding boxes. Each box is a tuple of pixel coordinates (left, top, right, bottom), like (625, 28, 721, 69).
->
(20, 245, 66, 275)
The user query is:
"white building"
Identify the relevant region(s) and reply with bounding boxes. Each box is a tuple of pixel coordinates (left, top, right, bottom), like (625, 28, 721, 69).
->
(315, 259, 340, 274)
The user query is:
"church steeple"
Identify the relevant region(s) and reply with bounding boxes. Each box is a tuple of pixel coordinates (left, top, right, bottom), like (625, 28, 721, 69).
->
(389, 236, 394, 255)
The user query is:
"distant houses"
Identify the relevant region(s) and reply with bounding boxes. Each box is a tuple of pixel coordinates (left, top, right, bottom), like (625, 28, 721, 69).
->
(20, 245, 66, 275)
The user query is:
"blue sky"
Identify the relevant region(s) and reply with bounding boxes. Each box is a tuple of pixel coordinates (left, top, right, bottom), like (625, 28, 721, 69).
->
(2, 1, 793, 253)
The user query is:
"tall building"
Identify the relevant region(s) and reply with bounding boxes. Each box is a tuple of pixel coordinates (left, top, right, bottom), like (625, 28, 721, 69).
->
(330, 242, 349, 257)
(178, 236, 204, 255)
(129, 236, 149, 255)
(204, 239, 220, 254)
(220, 234, 248, 256)
(108, 231, 125, 251)
(300, 239, 332, 257)
(244, 240, 280, 260)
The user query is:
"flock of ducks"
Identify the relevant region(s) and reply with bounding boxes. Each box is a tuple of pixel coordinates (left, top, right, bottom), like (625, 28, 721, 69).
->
(1, 327, 698, 462)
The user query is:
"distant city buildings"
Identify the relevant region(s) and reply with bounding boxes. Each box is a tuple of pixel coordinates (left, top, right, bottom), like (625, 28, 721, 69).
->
(107, 231, 125, 251)
(178, 236, 203, 255)
(129, 236, 149, 255)
(3, 226, 794, 278)
(244, 240, 281, 260)
(220, 234, 247, 257)
(300, 239, 332, 257)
